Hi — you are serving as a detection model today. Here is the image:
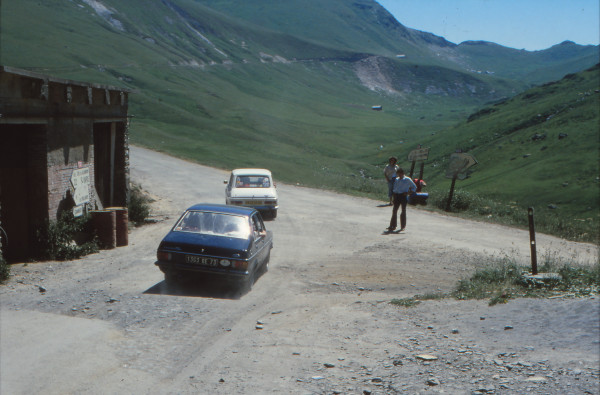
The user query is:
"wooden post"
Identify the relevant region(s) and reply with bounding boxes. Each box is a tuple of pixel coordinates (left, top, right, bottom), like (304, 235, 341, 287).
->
(419, 162, 425, 180)
(109, 122, 116, 207)
(409, 160, 416, 179)
(445, 174, 457, 212)
(528, 207, 538, 275)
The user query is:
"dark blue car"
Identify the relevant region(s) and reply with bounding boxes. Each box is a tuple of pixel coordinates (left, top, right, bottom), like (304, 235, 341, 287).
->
(155, 204, 273, 290)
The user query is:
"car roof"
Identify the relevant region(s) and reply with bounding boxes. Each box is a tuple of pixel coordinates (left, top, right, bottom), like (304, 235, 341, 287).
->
(231, 168, 272, 177)
(185, 203, 256, 216)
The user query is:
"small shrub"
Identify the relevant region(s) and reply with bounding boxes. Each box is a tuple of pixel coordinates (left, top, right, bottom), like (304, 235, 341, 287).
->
(128, 183, 151, 225)
(0, 254, 9, 283)
(36, 211, 98, 261)
(432, 190, 478, 212)
(390, 297, 421, 307)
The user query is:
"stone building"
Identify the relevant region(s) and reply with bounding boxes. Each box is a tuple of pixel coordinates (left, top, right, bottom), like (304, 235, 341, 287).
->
(0, 66, 130, 261)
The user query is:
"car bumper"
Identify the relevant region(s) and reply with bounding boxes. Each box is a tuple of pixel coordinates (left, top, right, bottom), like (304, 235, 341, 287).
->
(227, 200, 278, 211)
(155, 260, 250, 279)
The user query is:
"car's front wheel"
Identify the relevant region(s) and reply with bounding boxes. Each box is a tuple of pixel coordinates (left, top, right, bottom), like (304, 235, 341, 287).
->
(238, 270, 257, 294)
(259, 251, 270, 275)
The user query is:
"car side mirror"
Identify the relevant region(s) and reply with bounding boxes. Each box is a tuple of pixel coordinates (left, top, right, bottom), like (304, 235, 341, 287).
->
(223, 180, 228, 184)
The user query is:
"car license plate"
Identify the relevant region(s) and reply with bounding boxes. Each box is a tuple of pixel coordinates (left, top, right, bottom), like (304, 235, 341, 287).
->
(185, 255, 218, 266)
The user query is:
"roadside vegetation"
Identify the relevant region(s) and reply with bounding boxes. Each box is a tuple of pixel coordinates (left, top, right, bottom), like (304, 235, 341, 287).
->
(452, 255, 599, 305)
(0, 253, 9, 283)
(13, 183, 151, 264)
(427, 188, 598, 243)
(128, 183, 152, 226)
(392, 252, 600, 307)
(35, 212, 99, 261)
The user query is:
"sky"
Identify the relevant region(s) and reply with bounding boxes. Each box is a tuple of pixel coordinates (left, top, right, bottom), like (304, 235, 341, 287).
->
(376, 0, 600, 51)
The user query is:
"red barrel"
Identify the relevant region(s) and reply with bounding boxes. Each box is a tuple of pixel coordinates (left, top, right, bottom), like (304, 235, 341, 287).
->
(91, 210, 116, 249)
(107, 207, 129, 247)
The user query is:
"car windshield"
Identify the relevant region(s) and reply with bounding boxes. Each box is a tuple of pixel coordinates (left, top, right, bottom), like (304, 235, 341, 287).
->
(173, 211, 250, 239)
(235, 175, 271, 188)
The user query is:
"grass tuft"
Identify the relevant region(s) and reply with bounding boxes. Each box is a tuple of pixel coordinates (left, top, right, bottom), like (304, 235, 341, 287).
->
(390, 297, 421, 308)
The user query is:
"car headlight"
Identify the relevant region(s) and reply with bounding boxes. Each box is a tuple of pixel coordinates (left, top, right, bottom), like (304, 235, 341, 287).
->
(220, 259, 231, 267)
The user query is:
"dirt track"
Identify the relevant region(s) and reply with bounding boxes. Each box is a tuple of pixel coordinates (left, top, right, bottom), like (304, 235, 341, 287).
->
(1, 146, 598, 394)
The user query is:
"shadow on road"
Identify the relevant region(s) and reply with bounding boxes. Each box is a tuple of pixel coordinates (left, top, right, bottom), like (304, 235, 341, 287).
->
(143, 280, 247, 300)
(381, 230, 405, 235)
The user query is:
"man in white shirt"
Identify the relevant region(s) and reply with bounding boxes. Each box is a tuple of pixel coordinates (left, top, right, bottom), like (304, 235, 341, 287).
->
(387, 168, 417, 232)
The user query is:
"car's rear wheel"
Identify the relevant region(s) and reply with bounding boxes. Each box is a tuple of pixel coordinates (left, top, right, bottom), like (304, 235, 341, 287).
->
(164, 271, 180, 290)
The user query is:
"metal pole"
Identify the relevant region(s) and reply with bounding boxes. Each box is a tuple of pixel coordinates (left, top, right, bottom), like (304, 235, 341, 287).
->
(528, 207, 538, 275)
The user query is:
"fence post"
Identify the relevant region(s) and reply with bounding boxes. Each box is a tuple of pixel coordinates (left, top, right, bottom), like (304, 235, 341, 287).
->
(528, 207, 538, 275)
(445, 174, 457, 212)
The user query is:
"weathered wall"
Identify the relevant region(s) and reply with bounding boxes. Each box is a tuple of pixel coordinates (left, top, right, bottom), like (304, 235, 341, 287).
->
(46, 118, 98, 219)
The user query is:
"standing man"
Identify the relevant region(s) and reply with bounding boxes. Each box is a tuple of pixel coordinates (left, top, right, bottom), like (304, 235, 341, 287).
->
(383, 156, 399, 205)
(387, 168, 417, 232)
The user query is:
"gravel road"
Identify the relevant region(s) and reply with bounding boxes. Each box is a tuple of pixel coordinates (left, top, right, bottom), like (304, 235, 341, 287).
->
(1, 146, 598, 394)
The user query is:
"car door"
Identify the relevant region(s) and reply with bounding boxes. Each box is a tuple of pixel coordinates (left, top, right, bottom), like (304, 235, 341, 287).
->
(250, 213, 269, 267)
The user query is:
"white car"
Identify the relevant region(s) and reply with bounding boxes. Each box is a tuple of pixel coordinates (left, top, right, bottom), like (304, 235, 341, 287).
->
(225, 169, 278, 219)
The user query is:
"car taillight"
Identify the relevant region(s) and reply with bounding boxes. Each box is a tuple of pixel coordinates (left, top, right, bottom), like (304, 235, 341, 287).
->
(232, 260, 248, 271)
(157, 251, 172, 261)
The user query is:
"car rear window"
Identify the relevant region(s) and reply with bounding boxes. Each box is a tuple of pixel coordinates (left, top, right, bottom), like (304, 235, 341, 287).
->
(173, 211, 250, 239)
(235, 175, 271, 188)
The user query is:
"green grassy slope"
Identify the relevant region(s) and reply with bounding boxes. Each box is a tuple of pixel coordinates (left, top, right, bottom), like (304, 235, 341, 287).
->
(197, 0, 435, 58)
